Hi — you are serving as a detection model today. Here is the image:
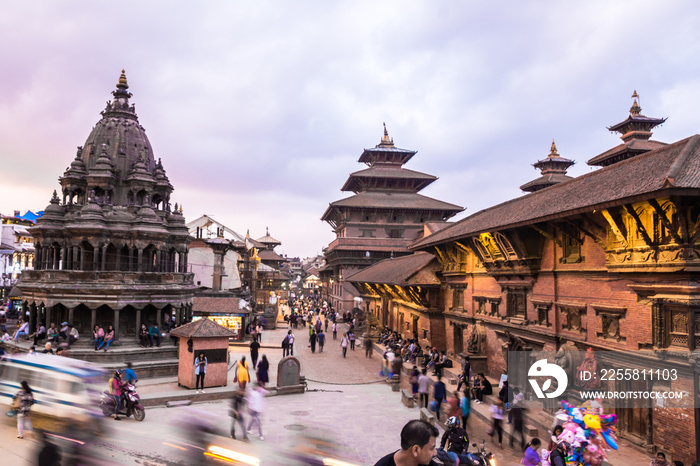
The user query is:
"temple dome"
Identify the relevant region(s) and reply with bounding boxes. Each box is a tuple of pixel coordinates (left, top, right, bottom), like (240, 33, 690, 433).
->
(81, 70, 156, 179)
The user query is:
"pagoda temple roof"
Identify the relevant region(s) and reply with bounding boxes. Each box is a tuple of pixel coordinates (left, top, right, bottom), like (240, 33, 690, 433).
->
(587, 139, 667, 167)
(345, 251, 439, 286)
(412, 134, 700, 249)
(255, 227, 281, 246)
(607, 114, 667, 133)
(519, 173, 573, 192)
(341, 166, 437, 192)
(322, 191, 463, 221)
(258, 248, 285, 262)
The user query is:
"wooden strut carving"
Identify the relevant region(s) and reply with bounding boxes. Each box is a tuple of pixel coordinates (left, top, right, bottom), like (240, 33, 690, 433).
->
(531, 224, 563, 247)
(601, 209, 628, 248)
(548, 222, 583, 245)
(670, 197, 690, 243)
(566, 219, 606, 249)
(623, 204, 653, 247)
(648, 199, 683, 244)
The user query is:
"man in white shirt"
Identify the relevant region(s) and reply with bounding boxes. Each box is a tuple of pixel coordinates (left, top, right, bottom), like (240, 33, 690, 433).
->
(246, 383, 269, 440)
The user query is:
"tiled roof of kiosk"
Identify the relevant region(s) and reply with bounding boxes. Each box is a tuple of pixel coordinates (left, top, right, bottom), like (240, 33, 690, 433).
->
(170, 317, 237, 338)
(192, 297, 244, 314)
(345, 251, 438, 285)
(412, 135, 700, 249)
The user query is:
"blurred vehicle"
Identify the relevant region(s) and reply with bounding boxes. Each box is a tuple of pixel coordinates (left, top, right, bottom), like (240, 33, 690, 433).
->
(435, 439, 496, 466)
(98, 382, 145, 421)
(0, 353, 106, 422)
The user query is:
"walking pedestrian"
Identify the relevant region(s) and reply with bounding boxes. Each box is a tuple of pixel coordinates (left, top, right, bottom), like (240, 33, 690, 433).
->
(195, 352, 207, 394)
(282, 332, 291, 357)
(257, 355, 269, 388)
(309, 329, 317, 353)
(433, 376, 447, 421)
(13, 380, 34, 438)
(490, 399, 504, 449)
(409, 365, 420, 397)
(246, 383, 269, 440)
(317, 330, 325, 353)
(510, 387, 526, 450)
(288, 331, 295, 356)
(256, 323, 263, 343)
(229, 389, 248, 441)
(332, 321, 337, 340)
(234, 356, 250, 390)
(364, 335, 373, 358)
(460, 390, 471, 430)
(418, 368, 430, 409)
(250, 338, 261, 369)
(341, 332, 348, 358)
(324, 317, 329, 333)
(349, 330, 356, 350)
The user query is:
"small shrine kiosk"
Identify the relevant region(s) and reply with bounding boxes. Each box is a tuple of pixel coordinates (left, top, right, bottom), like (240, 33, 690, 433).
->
(171, 317, 236, 389)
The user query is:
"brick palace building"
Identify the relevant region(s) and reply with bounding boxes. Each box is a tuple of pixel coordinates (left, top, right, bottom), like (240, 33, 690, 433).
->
(349, 96, 700, 463)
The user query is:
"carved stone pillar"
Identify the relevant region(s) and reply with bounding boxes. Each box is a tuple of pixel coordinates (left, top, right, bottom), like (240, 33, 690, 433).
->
(35, 247, 42, 270)
(137, 249, 143, 272)
(61, 247, 67, 270)
(91, 307, 96, 332)
(68, 306, 74, 326)
(79, 245, 85, 270)
(115, 247, 121, 271)
(135, 308, 141, 338)
(101, 246, 107, 271)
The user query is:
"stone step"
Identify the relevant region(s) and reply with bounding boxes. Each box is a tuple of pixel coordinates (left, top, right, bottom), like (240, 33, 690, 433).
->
(68, 345, 178, 363)
(102, 358, 180, 379)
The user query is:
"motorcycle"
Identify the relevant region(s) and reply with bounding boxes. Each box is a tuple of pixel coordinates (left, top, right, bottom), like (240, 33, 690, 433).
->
(435, 439, 496, 466)
(99, 383, 145, 421)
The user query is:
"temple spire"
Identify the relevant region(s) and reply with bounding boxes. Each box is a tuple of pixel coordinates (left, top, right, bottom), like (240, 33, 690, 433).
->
(630, 90, 641, 116)
(549, 139, 559, 157)
(117, 69, 129, 90)
(379, 122, 394, 147)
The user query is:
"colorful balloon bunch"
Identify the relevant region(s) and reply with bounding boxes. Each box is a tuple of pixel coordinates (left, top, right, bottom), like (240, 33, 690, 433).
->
(557, 401, 618, 466)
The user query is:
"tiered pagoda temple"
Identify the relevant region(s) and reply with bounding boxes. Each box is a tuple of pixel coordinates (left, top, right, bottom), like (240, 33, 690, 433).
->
(520, 140, 575, 193)
(321, 124, 463, 312)
(587, 91, 667, 167)
(18, 71, 196, 341)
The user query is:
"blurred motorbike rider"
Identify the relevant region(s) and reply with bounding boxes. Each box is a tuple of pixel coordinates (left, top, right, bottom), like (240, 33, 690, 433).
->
(436, 416, 470, 466)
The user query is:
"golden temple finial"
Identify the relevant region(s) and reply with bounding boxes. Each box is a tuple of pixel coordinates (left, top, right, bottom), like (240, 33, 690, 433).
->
(549, 139, 560, 157)
(117, 69, 129, 90)
(630, 90, 641, 116)
(380, 122, 393, 146)
(179, 204, 183, 213)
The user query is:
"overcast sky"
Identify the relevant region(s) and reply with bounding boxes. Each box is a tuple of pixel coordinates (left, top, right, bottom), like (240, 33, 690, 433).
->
(1, 1, 699, 258)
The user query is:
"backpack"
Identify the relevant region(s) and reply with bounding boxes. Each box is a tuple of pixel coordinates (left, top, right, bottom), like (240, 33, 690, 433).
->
(282, 335, 289, 348)
(108, 377, 115, 394)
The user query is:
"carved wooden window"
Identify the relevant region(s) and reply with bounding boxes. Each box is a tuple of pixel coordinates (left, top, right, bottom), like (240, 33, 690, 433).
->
(506, 289, 527, 319)
(560, 233, 583, 264)
(474, 298, 487, 315)
(494, 233, 518, 261)
(452, 287, 464, 310)
(593, 305, 626, 343)
(668, 309, 689, 349)
(559, 304, 587, 333)
(387, 229, 404, 239)
(489, 299, 501, 317)
(472, 238, 492, 262)
(532, 301, 551, 327)
(453, 324, 464, 354)
(360, 229, 375, 238)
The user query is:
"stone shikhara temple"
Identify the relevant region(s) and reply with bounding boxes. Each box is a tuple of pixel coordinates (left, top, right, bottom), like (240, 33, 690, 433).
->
(19, 71, 196, 340)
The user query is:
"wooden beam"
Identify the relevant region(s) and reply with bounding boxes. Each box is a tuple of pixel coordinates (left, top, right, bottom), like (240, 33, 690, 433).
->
(670, 197, 690, 243)
(649, 198, 683, 244)
(564, 219, 606, 248)
(531, 224, 563, 247)
(601, 209, 628, 247)
(548, 222, 583, 245)
(508, 230, 529, 258)
(623, 204, 654, 247)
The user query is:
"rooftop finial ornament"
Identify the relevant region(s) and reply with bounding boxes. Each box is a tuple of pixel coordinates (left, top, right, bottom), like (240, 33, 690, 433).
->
(117, 69, 129, 90)
(379, 122, 393, 146)
(549, 139, 559, 157)
(630, 90, 642, 116)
